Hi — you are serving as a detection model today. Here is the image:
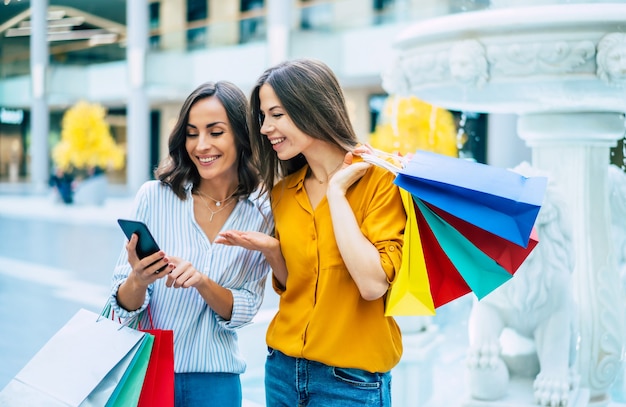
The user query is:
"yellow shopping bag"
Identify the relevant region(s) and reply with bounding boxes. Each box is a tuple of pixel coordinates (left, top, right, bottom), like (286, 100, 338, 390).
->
(385, 189, 436, 316)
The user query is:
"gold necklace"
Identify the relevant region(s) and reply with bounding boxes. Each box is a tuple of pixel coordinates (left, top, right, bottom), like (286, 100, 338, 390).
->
(197, 189, 237, 207)
(196, 192, 235, 222)
(309, 161, 343, 184)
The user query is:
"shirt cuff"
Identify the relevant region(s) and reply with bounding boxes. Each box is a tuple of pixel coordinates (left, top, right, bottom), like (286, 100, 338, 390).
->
(109, 278, 150, 320)
(216, 288, 253, 330)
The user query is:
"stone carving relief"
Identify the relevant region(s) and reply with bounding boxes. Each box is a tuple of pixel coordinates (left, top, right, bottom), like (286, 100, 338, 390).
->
(597, 33, 626, 86)
(488, 40, 595, 76)
(466, 162, 579, 406)
(397, 50, 448, 89)
(449, 40, 489, 88)
(381, 57, 411, 96)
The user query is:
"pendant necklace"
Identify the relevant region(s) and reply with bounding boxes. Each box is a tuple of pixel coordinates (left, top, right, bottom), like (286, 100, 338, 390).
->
(196, 191, 235, 222)
(197, 189, 237, 207)
(310, 161, 343, 184)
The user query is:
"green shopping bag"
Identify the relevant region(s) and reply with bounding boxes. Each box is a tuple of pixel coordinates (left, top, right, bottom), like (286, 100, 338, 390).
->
(107, 332, 154, 406)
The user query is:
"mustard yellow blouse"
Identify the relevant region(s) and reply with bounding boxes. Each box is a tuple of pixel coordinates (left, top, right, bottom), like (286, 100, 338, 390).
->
(266, 163, 406, 373)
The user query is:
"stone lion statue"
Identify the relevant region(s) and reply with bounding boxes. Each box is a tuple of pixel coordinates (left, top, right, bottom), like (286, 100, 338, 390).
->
(466, 162, 579, 406)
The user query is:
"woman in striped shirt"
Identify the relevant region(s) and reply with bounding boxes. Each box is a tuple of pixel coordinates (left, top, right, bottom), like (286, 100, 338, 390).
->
(108, 81, 273, 407)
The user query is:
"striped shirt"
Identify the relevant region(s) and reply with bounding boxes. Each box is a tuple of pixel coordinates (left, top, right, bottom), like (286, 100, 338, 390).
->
(109, 180, 273, 374)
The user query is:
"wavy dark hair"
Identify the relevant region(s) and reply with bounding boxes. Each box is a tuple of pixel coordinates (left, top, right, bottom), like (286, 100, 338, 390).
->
(155, 81, 259, 200)
(249, 58, 359, 195)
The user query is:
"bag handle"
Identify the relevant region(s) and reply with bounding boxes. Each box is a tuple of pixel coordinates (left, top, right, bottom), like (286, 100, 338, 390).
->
(99, 301, 154, 330)
(359, 147, 407, 175)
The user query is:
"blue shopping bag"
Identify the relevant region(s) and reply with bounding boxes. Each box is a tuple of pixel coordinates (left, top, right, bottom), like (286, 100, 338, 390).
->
(394, 150, 547, 248)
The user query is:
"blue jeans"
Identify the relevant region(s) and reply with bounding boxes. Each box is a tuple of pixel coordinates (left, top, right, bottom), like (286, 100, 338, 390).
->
(265, 347, 392, 407)
(175, 372, 241, 407)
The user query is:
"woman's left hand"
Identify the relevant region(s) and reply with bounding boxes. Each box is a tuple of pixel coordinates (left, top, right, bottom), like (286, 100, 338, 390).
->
(328, 151, 371, 195)
(165, 256, 204, 289)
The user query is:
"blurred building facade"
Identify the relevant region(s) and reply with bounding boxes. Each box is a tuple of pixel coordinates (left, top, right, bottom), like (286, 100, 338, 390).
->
(0, 0, 521, 194)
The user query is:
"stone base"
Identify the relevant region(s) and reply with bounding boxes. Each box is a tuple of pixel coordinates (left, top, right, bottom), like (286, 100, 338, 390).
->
(392, 325, 443, 407)
(462, 377, 589, 407)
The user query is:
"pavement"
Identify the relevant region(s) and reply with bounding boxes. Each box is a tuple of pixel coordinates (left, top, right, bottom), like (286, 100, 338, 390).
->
(1, 188, 626, 407)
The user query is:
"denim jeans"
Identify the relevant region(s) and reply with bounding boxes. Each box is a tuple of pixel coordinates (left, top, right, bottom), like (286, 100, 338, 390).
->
(265, 347, 392, 407)
(175, 372, 241, 407)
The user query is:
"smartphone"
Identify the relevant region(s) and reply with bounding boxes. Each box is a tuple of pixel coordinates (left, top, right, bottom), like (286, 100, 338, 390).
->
(117, 219, 161, 259)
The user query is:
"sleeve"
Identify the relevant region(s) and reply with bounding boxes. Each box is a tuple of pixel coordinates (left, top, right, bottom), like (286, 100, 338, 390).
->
(108, 182, 154, 319)
(218, 250, 271, 329)
(361, 168, 406, 283)
(215, 197, 274, 329)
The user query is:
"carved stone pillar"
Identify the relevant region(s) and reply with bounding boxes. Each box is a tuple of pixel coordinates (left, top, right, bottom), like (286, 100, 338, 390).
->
(382, 3, 626, 405)
(518, 112, 625, 406)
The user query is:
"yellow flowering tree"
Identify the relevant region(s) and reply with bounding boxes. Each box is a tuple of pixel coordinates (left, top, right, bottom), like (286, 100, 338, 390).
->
(52, 101, 125, 176)
(368, 95, 458, 157)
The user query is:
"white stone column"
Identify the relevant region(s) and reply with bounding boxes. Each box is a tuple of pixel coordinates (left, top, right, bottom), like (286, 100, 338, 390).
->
(267, 0, 291, 65)
(486, 113, 531, 169)
(518, 112, 626, 406)
(159, 0, 186, 51)
(208, 1, 239, 47)
(30, 0, 49, 192)
(126, 0, 151, 195)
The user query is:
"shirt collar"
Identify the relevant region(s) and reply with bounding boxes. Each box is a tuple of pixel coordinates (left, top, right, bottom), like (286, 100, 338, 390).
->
(286, 165, 309, 190)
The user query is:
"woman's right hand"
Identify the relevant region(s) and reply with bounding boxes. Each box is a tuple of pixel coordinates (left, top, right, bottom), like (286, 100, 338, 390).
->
(126, 233, 172, 287)
(216, 230, 288, 288)
(215, 230, 279, 254)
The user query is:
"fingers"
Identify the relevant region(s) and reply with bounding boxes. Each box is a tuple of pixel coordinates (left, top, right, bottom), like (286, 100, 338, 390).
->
(343, 151, 354, 166)
(165, 259, 200, 289)
(214, 231, 236, 245)
(352, 143, 374, 156)
(126, 234, 140, 265)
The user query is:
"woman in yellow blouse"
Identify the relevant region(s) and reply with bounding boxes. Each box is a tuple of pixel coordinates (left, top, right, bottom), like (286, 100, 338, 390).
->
(216, 58, 406, 406)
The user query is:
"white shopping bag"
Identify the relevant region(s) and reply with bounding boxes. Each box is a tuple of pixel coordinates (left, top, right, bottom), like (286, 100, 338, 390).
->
(0, 308, 148, 407)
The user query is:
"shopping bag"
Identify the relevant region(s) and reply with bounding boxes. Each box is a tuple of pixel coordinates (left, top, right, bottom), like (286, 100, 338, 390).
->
(426, 201, 539, 274)
(415, 198, 514, 300)
(413, 200, 473, 309)
(385, 190, 436, 316)
(107, 304, 175, 407)
(394, 150, 547, 248)
(137, 328, 174, 407)
(107, 332, 153, 407)
(0, 308, 150, 407)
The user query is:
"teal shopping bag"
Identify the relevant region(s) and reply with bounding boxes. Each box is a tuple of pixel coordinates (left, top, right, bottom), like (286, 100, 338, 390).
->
(414, 198, 513, 300)
(106, 332, 154, 407)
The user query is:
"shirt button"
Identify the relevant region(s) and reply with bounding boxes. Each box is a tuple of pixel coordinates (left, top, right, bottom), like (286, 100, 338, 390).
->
(389, 246, 395, 252)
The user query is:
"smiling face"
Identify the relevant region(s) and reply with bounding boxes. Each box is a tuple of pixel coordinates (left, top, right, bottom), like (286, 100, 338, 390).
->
(185, 96, 238, 182)
(258, 83, 314, 161)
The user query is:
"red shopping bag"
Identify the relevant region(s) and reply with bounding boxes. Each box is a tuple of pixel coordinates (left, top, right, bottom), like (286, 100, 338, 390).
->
(137, 328, 174, 407)
(425, 202, 539, 274)
(137, 308, 174, 407)
(108, 305, 175, 407)
(414, 203, 472, 308)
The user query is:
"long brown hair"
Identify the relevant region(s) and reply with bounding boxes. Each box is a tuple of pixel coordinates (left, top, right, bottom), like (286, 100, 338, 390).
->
(155, 81, 259, 200)
(249, 58, 358, 195)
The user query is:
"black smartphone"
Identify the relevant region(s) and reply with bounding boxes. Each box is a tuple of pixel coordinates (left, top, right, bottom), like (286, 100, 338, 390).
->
(117, 219, 161, 259)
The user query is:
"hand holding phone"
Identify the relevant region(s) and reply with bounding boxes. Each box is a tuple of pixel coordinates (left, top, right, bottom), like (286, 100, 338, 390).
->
(117, 219, 161, 259)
